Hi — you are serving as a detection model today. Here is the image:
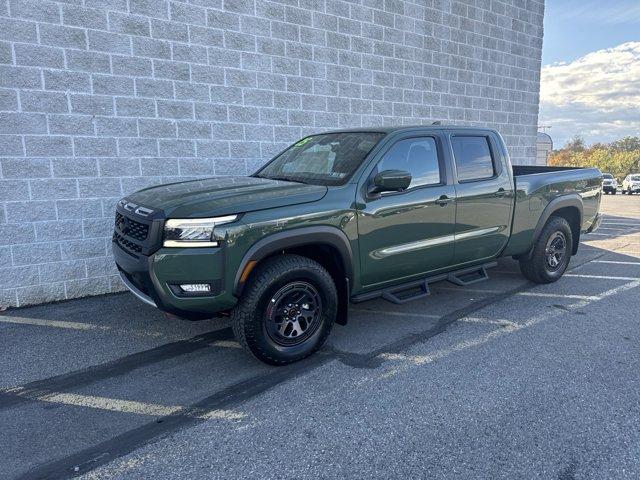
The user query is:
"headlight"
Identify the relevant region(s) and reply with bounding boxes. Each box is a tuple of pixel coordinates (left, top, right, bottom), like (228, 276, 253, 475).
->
(163, 215, 238, 247)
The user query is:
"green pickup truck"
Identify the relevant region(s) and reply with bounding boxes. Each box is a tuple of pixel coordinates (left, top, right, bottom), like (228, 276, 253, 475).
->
(113, 126, 603, 364)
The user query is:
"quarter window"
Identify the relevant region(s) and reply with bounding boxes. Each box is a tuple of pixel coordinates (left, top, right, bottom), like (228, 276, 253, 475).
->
(451, 136, 495, 182)
(377, 137, 441, 189)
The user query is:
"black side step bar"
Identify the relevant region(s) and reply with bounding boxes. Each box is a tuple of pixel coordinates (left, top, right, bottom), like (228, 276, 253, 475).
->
(351, 262, 497, 305)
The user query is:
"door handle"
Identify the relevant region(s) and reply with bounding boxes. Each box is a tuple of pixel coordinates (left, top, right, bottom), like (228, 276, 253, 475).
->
(494, 188, 507, 197)
(435, 195, 453, 206)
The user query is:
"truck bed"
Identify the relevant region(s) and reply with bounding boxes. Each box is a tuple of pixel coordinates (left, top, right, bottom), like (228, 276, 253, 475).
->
(502, 165, 602, 257)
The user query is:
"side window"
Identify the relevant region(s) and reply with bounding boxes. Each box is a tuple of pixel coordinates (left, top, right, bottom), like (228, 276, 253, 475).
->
(377, 137, 441, 189)
(451, 136, 495, 182)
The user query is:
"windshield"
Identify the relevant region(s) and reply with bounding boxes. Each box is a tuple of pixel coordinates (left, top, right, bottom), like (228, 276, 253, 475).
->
(602, 174, 613, 179)
(631, 175, 640, 181)
(256, 132, 385, 186)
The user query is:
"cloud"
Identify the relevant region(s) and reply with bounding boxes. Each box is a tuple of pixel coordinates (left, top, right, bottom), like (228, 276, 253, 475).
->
(539, 42, 640, 147)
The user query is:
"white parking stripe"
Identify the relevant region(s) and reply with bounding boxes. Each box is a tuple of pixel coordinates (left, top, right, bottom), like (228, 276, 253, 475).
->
(601, 223, 640, 227)
(5, 389, 247, 421)
(378, 279, 640, 369)
(593, 260, 640, 265)
(0, 316, 101, 331)
(564, 273, 640, 281)
(517, 292, 600, 300)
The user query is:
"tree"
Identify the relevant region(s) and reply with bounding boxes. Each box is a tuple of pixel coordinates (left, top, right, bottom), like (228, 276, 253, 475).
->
(564, 135, 586, 152)
(549, 136, 640, 181)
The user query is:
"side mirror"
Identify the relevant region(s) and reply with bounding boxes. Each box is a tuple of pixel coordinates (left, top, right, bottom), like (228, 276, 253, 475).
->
(369, 169, 412, 195)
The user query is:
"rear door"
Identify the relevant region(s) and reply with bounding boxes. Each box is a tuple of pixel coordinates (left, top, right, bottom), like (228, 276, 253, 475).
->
(448, 130, 514, 265)
(356, 131, 456, 288)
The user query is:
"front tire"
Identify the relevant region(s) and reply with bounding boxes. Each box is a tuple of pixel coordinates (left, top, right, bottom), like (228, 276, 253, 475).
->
(231, 254, 337, 365)
(519, 216, 573, 284)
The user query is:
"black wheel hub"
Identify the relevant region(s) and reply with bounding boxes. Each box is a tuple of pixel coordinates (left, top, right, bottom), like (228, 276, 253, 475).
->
(545, 231, 567, 271)
(265, 281, 322, 346)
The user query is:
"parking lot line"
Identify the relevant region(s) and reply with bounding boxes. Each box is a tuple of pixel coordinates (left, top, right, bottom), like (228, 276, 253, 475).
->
(518, 292, 600, 300)
(564, 273, 640, 281)
(593, 260, 640, 265)
(0, 315, 102, 331)
(377, 279, 640, 372)
(5, 389, 247, 421)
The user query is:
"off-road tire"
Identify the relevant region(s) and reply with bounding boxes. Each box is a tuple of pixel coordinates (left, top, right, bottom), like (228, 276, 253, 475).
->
(231, 254, 337, 365)
(519, 216, 573, 284)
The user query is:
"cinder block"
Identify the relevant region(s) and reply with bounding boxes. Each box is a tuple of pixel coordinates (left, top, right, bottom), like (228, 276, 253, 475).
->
(152, 19, 189, 42)
(132, 37, 171, 59)
(88, 30, 132, 54)
(135, 78, 174, 98)
(20, 90, 68, 113)
(153, 60, 190, 81)
(138, 118, 176, 138)
(35, 219, 84, 242)
(0, 88, 18, 109)
(118, 137, 158, 157)
(112, 55, 153, 76)
(74, 137, 118, 157)
(115, 97, 155, 117)
(70, 94, 115, 116)
(78, 177, 122, 197)
(40, 24, 87, 49)
(9, 0, 60, 23)
(95, 117, 138, 137)
(0, 17, 38, 42)
(67, 50, 111, 73)
(52, 158, 99, 178)
(12, 242, 61, 266)
(15, 44, 64, 69)
(1, 158, 51, 178)
(25, 136, 73, 157)
(0, 112, 48, 134)
(44, 70, 91, 92)
(98, 157, 141, 176)
(92, 74, 135, 96)
(39, 260, 86, 283)
(62, 5, 108, 30)
(0, 265, 38, 288)
(157, 100, 194, 119)
(159, 139, 195, 157)
(49, 114, 95, 136)
(108, 11, 151, 36)
(129, 0, 168, 18)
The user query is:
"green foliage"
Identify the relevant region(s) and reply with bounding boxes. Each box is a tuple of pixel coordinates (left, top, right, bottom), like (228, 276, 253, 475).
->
(549, 136, 640, 181)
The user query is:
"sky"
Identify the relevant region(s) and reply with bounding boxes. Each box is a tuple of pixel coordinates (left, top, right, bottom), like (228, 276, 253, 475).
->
(539, 0, 640, 147)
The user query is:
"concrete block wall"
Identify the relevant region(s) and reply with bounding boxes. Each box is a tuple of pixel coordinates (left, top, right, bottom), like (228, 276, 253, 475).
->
(0, 0, 544, 307)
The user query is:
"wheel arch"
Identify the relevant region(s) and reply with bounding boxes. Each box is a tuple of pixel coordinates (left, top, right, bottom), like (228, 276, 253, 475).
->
(233, 226, 354, 325)
(529, 195, 583, 258)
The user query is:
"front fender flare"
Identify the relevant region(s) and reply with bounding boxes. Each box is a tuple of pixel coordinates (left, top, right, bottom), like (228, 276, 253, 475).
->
(232, 226, 354, 297)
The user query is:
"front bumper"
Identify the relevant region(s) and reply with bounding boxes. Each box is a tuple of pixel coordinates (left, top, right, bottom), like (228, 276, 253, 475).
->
(602, 185, 617, 192)
(113, 237, 238, 319)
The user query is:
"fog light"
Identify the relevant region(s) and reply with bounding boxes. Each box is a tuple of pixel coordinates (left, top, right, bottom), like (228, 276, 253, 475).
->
(180, 284, 211, 293)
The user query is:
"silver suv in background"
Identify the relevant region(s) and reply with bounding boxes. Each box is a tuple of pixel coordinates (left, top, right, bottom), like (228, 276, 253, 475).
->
(602, 173, 618, 194)
(622, 174, 640, 195)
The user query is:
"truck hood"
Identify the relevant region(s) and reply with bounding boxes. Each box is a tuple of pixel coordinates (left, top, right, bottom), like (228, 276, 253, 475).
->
(127, 176, 327, 218)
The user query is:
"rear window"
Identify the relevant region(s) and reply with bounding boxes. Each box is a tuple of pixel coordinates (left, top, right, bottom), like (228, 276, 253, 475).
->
(451, 136, 495, 182)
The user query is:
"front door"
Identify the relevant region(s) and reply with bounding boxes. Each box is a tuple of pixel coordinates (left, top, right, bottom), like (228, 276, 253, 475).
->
(356, 134, 456, 288)
(448, 131, 514, 265)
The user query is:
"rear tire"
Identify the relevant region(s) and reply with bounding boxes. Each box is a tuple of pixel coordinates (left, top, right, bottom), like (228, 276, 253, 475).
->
(519, 216, 573, 284)
(231, 254, 337, 365)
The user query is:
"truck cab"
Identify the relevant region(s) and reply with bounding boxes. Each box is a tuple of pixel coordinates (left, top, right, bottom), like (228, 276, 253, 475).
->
(113, 126, 603, 364)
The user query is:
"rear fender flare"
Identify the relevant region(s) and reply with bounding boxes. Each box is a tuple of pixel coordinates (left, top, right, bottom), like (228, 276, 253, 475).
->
(521, 194, 583, 260)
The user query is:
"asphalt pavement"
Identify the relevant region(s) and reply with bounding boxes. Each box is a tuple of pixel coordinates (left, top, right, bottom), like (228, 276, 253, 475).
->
(1, 194, 639, 479)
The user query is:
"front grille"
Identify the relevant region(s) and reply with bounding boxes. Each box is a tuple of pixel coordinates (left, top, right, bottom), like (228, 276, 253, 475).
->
(115, 212, 149, 241)
(113, 231, 142, 254)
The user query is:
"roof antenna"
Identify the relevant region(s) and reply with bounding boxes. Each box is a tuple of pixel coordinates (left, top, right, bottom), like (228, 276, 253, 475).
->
(432, 121, 441, 125)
